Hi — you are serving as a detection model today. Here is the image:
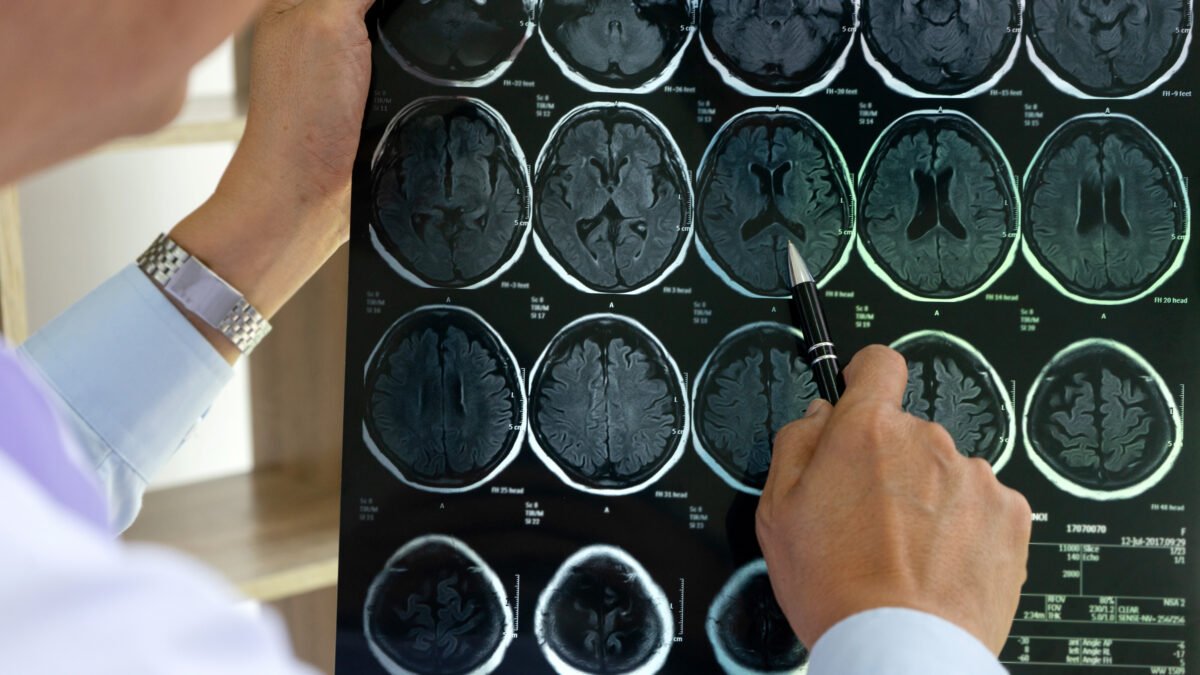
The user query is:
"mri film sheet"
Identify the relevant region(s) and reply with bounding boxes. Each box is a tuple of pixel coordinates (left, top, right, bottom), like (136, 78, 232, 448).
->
(340, 2, 1200, 672)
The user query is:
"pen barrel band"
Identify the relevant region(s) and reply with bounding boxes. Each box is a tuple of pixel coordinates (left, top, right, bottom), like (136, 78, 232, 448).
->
(791, 282, 843, 402)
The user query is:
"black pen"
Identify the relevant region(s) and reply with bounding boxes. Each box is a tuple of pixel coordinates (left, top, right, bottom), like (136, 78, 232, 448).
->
(787, 241, 846, 405)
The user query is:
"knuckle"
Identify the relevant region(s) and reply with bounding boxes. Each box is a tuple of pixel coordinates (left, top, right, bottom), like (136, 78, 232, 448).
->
(773, 418, 809, 448)
(922, 420, 960, 459)
(755, 505, 776, 545)
(964, 455, 996, 481)
(861, 344, 908, 376)
(856, 400, 899, 444)
(1008, 490, 1034, 530)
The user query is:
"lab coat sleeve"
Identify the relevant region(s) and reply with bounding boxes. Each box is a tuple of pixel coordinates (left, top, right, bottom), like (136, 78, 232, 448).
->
(17, 264, 233, 533)
(808, 607, 1009, 674)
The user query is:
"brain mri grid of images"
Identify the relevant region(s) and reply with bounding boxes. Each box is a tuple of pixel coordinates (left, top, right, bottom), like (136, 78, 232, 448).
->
(348, 0, 1199, 671)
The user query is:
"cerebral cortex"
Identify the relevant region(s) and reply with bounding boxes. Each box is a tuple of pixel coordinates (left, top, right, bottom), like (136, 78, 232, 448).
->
(538, 547, 669, 674)
(530, 316, 685, 493)
(694, 324, 819, 492)
(709, 561, 809, 674)
(1028, 341, 1178, 492)
(376, 0, 536, 84)
(700, 0, 855, 93)
(536, 105, 691, 293)
(697, 109, 853, 297)
(365, 307, 523, 491)
(859, 112, 1018, 299)
(862, 0, 1020, 95)
(894, 332, 1011, 465)
(1029, 0, 1190, 97)
(365, 537, 509, 675)
(372, 98, 530, 289)
(540, 0, 693, 89)
(1024, 115, 1187, 302)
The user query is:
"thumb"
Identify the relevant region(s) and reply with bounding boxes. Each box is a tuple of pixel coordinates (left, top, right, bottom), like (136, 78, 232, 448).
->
(760, 399, 833, 500)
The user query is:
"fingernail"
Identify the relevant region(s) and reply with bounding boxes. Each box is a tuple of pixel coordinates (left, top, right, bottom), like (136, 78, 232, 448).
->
(805, 399, 831, 418)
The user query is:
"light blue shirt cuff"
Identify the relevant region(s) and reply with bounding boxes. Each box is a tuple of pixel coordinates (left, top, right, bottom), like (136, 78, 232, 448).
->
(809, 608, 1007, 674)
(18, 264, 233, 532)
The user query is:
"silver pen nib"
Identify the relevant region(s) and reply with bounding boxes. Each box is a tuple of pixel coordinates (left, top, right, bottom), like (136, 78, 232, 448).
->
(787, 241, 814, 286)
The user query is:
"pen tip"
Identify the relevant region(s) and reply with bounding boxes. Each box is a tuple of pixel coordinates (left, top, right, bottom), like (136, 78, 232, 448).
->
(787, 241, 814, 286)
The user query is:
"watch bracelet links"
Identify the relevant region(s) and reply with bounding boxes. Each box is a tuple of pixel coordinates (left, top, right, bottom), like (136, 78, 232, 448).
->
(137, 234, 272, 354)
(137, 234, 188, 286)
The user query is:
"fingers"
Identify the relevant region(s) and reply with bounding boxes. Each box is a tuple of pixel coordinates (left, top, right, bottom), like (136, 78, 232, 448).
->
(839, 345, 910, 409)
(761, 399, 833, 500)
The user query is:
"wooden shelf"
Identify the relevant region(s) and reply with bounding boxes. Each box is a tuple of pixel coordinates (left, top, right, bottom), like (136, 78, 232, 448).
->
(0, 186, 26, 341)
(124, 469, 340, 602)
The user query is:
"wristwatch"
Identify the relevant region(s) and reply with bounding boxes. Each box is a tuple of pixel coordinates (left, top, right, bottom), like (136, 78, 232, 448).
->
(137, 234, 272, 354)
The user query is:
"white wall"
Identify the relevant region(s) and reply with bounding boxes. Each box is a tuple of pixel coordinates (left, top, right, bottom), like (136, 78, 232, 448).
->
(17, 41, 254, 490)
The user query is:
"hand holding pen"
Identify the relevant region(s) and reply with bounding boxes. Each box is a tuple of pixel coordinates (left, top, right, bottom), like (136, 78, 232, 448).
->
(787, 241, 846, 404)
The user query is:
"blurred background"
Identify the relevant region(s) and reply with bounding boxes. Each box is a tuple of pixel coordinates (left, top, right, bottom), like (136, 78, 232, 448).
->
(2, 35, 346, 674)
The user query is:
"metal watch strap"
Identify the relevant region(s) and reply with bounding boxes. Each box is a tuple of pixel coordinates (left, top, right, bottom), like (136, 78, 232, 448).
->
(137, 234, 272, 354)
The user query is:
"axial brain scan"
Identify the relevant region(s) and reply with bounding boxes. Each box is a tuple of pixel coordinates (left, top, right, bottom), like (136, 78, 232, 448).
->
(535, 104, 692, 294)
(1024, 115, 1188, 303)
(1026, 340, 1180, 496)
(376, 0, 538, 85)
(696, 108, 854, 297)
(539, 0, 694, 90)
(1028, 0, 1191, 98)
(861, 0, 1021, 96)
(372, 98, 531, 289)
(529, 315, 687, 494)
(536, 546, 672, 674)
(707, 560, 808, 675)
(699, 0, 856, 94)
(693, 323, 819, 493)
(364, 306, 524, 492)
(364, 536, 511, 675)
(859, 111, 1018, 300)
(892, 331, 1013, 467)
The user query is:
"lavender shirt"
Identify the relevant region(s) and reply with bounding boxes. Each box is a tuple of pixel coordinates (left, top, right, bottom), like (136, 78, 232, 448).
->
(0, 349, 106, 528)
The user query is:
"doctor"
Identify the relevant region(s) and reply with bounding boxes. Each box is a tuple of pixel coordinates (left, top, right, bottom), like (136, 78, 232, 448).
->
(0, 0, 1031, 673)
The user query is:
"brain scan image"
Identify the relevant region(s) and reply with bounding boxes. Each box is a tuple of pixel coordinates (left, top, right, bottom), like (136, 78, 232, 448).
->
(1027, 0, 1193, 98)
(371, 98, 532, 290)
(1025, 339, 1183, 500)
(376, 0, 539, 86)
(363, 306, 525, 493)
(696, 108, 855, 298)
(534, 103, 693, 294)
(692, 323, 819, 494)
(891, 331, 1015, 470)
(707, 560, 808, 675)
(535, 545, 673, 675)
(858, 111, 1020, 302)
(528, 315, 688, 495)
(538, 0, 695, 92)
(364, 536, 512, 675)
(860, 0, 1023, 97)
(698, 0, 857, 96)
(1023, 114, 1189, 304)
